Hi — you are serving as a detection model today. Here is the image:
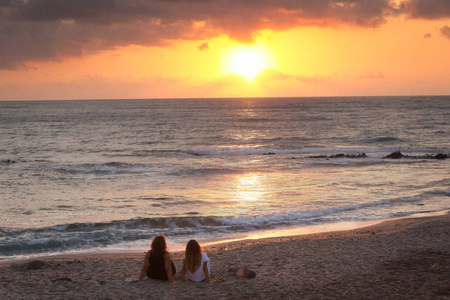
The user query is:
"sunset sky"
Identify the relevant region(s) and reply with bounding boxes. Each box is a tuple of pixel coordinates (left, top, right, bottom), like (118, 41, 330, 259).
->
(1, 0, 450, 100)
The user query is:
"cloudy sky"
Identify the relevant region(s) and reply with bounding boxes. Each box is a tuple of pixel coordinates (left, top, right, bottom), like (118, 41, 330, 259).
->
(1, 0, 449, 100)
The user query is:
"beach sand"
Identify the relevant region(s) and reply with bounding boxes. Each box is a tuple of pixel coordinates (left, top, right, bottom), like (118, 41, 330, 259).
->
(1, 212, 449, 299)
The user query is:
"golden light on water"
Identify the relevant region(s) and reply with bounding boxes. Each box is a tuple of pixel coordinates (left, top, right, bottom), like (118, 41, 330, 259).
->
(233, 173, 266, 203)
(204, 173, 270, 216)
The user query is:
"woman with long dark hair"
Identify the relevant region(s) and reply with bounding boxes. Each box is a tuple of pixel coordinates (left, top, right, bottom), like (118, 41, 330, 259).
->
(139, 234, 176, 283)
(181, 239, 211, 283)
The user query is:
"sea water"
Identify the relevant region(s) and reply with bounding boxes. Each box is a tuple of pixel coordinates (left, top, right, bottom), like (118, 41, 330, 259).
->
(0, 96, 449, 259)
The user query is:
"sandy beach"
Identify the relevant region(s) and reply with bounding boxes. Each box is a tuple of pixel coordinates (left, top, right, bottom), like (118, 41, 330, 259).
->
(1, 212, 449, 299)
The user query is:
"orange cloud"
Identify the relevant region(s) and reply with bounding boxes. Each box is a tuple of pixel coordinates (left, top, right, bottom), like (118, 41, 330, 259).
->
(0, 0, 448, 70)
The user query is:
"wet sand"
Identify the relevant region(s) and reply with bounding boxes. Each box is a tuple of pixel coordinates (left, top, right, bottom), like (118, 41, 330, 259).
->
(1, 212, 449, 299)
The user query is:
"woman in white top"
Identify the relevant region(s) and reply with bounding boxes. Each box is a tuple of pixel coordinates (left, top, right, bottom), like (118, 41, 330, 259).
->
(181, 239, 211, 283)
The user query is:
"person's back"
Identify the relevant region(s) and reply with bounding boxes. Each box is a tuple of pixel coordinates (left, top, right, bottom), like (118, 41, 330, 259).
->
(146, 250, 171, 280)
(139, 235, 176, 283)
(181, 240, 211, 282)
(185, 252, 210, 281)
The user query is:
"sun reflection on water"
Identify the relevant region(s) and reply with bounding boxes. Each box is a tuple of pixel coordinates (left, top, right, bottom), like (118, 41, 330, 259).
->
(233, 173, 267, 203)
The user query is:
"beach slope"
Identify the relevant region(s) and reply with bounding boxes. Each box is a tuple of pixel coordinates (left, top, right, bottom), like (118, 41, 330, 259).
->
(1, 213, 449, 299)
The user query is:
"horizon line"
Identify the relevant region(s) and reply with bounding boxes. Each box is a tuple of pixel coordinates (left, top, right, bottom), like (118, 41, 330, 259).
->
(1, 94, 449, 102)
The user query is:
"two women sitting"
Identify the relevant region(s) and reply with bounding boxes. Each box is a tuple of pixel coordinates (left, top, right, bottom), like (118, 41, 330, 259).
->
(139, 235, 210, 283)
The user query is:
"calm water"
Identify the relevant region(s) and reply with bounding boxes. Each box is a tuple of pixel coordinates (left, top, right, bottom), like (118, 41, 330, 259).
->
(0, 96, 449, 258)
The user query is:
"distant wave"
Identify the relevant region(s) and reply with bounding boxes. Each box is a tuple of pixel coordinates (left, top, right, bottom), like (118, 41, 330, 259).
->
(101, 146, 450, 159)
(181, 147, 450, 158)
(13, 148, 450, 179)
(363, 136, 402, 143)
(182, 148, 348, 156)
(55, 162, 153, 175)
(168, 167, 241, 177)
(430, 189, 450, 197)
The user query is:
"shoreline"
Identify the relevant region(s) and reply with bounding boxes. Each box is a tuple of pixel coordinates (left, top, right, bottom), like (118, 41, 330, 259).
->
(1, 211, 449, 299)
(1, 210, 448, 266)
(203, 209, 450, 249)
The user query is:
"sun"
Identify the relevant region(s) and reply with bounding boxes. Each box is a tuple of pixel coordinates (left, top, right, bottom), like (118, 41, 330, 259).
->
(222, 45, 272, 82)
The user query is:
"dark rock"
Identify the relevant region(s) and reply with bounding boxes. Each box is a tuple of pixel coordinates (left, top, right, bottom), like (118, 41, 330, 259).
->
(384, 151, 404, 159)
(350, 153, 367, 158)
(0, 159, 17, 164)
(383, 152, 449, 160)
(245, 270, 257, 279)
(234, 266, 257, 279)
(432, 153, 449, 160)
(308, 155, 328, 159)
(308, 153, 367, 159)
(25, 260, 46, 270)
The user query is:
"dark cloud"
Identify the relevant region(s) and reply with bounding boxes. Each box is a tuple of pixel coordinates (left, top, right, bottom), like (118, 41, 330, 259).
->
(0, 0, 444, 69)
(400, 0, 450, 19)
(423, 33, 432, 38)
(441, 26, 450, 39)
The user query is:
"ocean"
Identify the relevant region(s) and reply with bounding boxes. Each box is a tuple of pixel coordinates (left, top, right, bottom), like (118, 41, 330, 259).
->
(1, 96, 449, 259)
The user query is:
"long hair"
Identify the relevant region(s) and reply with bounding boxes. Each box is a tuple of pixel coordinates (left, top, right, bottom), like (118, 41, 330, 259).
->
(184, 239, 202, 273)
(151, 234, 168, 256)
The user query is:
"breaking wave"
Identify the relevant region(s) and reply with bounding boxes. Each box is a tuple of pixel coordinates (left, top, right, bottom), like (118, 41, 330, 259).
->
(2, 192, 447, 257)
